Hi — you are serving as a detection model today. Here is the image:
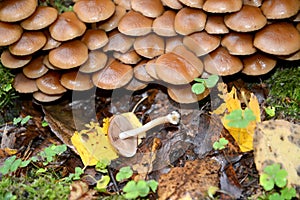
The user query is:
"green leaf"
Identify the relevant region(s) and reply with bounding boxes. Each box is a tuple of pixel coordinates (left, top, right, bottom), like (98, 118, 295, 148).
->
(41, 120, 49, 127)
(264, 106, 276, 117)
(123, 181, 139, 199)
(36, 168, 47, 174)
(20, 115, 31, 126)
(280, 187, 296, 200)
(95, 159, 110, 173)
(20, 159, 32, 167)
(274, 170, 288, 188)
(264, 163, 280, 175)
(244, 108, 256, 121)
(268, 192, 282, 200)
(73, 167, 84, 180)
(0, 156, 16, 175)
(213, 138, 229, 150)
(3, 84, 12, 92)
(226, 109, 256, 128)
(116, 166, 133, 182)
(260, 173, 274, 191)
(13, 117, 22, 125)
(226, 109, 243, 120)
(136, 180, 150, 197)
(205, 75, 219, 88)
(191, 83, 205, 95)
(147, 180, 158, 192)
(194, 78, 205, 83)
(96, 175, 110, 192)
(10, 158, 22, 173)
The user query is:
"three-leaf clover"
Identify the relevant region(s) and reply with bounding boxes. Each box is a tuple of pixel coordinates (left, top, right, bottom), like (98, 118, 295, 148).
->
(116, 166, 133, 182)
(192, 75, 219, 95)
(213, 138, 229, 150)
(260, 163, 288, 191)
(225, 108, 256, 128)
(13, 115, 32, 126)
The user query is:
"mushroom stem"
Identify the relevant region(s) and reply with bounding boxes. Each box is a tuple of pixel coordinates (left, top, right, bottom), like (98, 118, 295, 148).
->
(119, 111, 180, 139)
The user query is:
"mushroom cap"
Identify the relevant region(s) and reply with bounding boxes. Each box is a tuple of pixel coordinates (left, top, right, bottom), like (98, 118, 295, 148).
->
(161, 0, 183, 10)
(261, 0, 300, 19)
(33, 91, 63, 102)
(1, 50, 31, 69)
(42, 30, 61, 50)
(60, 70, 94, 91)
(36, 71, 67, 95)
(165, 36, 183, 53)
(174, 7, 207, 35)
(279, 50, 300, 61)
(118, 10, 153, 36)
(0, 0, 37, 22)
(131, 0, 164, 18)
(108, 114, 138, 157)
(113, 49, 142, 64)
(254, 22, 300, 55)
(134, 60, 155, 82)
(114, 0, 131, 10)
(242, 0, 262, 7)
(49, 40, 88, 69)
(178, 0, 204, 8)
(79, 50, 108, 73)
(204, 47, 243, 76)
(145, 59, 160, 80)
(92, 59, 133, 89)
(221, 32, 256, 55)
(203, 0, 242, 13)
(224, 5, 267, 32)
(167, 84, 210, 103)
(13, 73, 38, 93)
(205, 15, 229, 34)
(155, 45, 203, 85)
(97, 5, 126, 32)
(23, 56, 49, 79)
(133, 33, 165, 59)
(49, 11, 86, 41)
(20, 6, 58, 30)
(9, 31, 46, 56)
(124, 76, 148, 91)
(73, 0, 115, 23)
(103, 30, 135, 53)
(0, 22, 23, 46)
(43, 55, 60, 70)
(242, 53, 277, 76)
(81, 29, 108, 50)
(183, 31, 220, 56)
(152, 10, 177, 37)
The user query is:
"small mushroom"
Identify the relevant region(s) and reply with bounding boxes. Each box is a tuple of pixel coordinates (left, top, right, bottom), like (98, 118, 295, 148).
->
(203, 0, 242, 13)
(261, 0, 300, 19)
(13, 73, 38, 93)
(97, 5, 126, 32)
(152, 10, 177, 37)
(0, 0, 37, 22)
(205, 15, 229, 34)
(0, 22, 23, 46)
(131, 0, 164, 18)
(23, 55, 49, 79)
(221, 32, 256, 55)
(81, 29, 108, 50)
(161, 0, 183, 10)
(178, 0, 204, 8)
(0, 50, 32, 69)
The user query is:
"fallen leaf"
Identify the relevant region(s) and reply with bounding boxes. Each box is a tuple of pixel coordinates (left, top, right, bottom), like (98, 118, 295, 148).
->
(253, 120, 300, 192)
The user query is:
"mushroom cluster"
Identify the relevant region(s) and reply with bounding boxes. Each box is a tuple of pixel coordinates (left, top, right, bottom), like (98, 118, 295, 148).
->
(0, 0, 299, 103)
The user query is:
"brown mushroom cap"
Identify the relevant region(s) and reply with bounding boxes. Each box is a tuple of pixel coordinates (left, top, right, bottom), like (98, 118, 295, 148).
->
(165, 36, 183, 53)
(224, 5, 267, 32)
(103, 30, 135, 53)
(0, 22, 23, 46)
(152, 10, 177, 37)
(131, 0, 164, 18)
(92, 60, 133, 89)
(134, 60, 155, 82)
(49, 40, 88, 69)
(221, 32, 256, 55)
(33, 91, 63, 102)
(60, 70, 94, 91)
(161, 0, 183, 10)
(203, 0, 242, 13)
(73, 0, 115, 23)
(43, 55, 60, 70)
(0, 0, 37, 22)
(81, 29, 108, 50)
(1, 50, 31, 69)
(36, 71, 67, 95)
(124, 76, 148, 91)
(205, 15, 229, 34)
(242, 53, 277, 76)
(145, 59, 160, 80)
(23, 56, 49, 79)
(79, 50, 108, 73)
(174, 7, 207, 35)
(243, 0, 262, 7)
(253, 22, 300, 55)
(108, 114, 138, 157)
(178, 0, 204, 8)
(118, 10, 153, 36)
(279, 50, 300, 61)
(13, 73, 38, 93)
(261, 0, 300, 19)
(204, 47, 243, 76)
(133, 33, 165, 59)
(42, 30, 61, 50)
(113, 50, 142, 64)
(113, 0, 131, 10)
(20, 6, 58, 30)
(183, 31, 220, 56)
(49, 11, 86, 41)
(97, 5, 126, 32)
(167, 84, 210, 103)
(9, 31, 46, 56)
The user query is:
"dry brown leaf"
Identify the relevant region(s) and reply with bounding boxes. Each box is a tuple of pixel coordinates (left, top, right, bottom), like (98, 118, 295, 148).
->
(254, 120, 300, 191)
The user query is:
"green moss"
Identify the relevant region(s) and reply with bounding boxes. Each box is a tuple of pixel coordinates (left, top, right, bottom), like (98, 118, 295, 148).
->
(266, 65, 300, 121)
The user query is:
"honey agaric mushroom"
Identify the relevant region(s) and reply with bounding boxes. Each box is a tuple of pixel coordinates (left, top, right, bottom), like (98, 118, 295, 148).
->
(49, 11, 86, 41)
(203, 0, 242, 13)
(103, 30, 135, 53)
(261, 0, 300, 19)
(49, 40, 88, 69)
(133, 33, 165, 59)
(161, 0, 183, 10)
(174, 7, 207, 35)
(183, 31, 220, 56)
(152, 10, 177, 37)
(1, 50, 31, 69)
(81, 29, 108, 50)
(134, 60, 155, 82)
(42, 30, 61, 51)
(204, 47, 243, 76)
(20, 6, 58, 30)
(0, 22, 23, 46)
(43, 55, 60, 70)
(279, 50, 300, 61)
(119, 111, 180, 140)
(243, 0, 262, 7)
(254, 22, 300, 56)
(74, 0, 115, 23)
(13, 73, 38, 93)
(92, 59, 133, 89)
(97, 5, 126, 32)
(23, 56, 49, 79)
(224, 5, 267, 32)
(9, 31, 47, 56)
(60, 70, 94, 91)
(242, 53, 277, 76)
(113, 50, 142, 64)
(145, 59, 160, 80)
(131, 0, 164, 18)
(113, 0, 131, 10)
(0, 0, 37, 22)
(221, 32, 256, 55)
(178, 0, 204, 8)
(36, 71, 67, 95)
(118, 10, 153, 36)
(124, 76, 148, 91)
(79, 50, 108, 73)
(165, 36, 183, 53)
(205, 15, 229, 34)
(33, 91, 63, 102)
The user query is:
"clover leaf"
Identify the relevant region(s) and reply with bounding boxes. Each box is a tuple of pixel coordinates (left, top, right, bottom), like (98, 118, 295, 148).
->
(116, 166, 133, 182)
